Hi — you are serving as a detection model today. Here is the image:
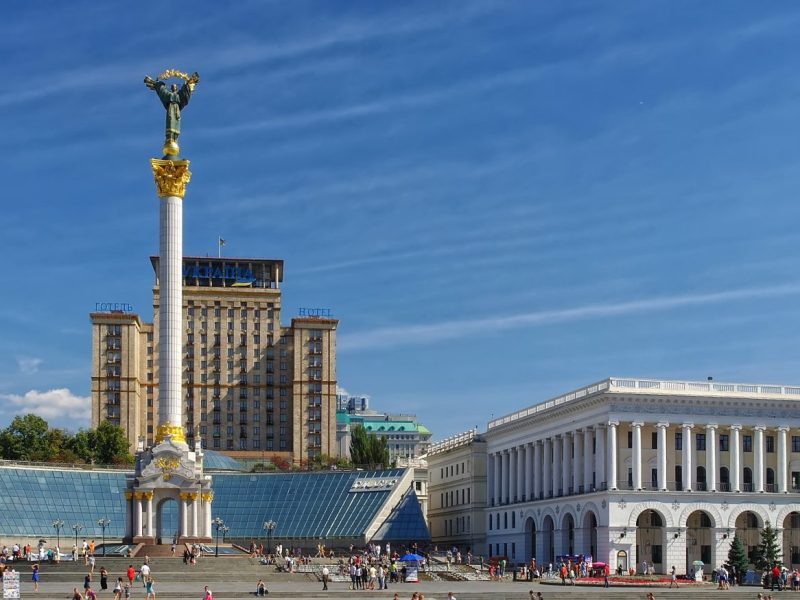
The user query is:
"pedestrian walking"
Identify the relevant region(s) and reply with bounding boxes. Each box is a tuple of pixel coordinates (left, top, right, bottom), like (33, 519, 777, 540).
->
(113, 577, 123, 600)
(100, 566, 108, 591)
(202, 585, 213, 600)
(322, 565, 329, 590)
(670, 566, 678, 588)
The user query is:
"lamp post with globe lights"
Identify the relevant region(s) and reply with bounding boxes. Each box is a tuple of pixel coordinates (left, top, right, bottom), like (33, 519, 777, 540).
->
(72, 523, 83, 549)
(53, 519, 64, 551)
(97, 518, 111, 556)
(212, 517, 225, 557)
(263, 520, 276, 554)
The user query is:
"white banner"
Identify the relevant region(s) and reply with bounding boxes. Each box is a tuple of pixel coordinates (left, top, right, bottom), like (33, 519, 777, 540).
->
(2, 570, 20, 599)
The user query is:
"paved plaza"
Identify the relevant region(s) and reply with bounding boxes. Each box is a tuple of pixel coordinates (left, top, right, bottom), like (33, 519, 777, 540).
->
(1, 557, 767, 599)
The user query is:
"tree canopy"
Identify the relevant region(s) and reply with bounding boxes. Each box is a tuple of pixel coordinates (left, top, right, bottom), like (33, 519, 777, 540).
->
(0, 414, 133, 465)
(754, 522, 782, 569)
(349, 424, 390, 469)
(726, 535, 749, 580)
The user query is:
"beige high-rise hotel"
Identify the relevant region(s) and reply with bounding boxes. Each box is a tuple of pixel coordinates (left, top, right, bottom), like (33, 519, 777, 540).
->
(90, 256, 338, 464)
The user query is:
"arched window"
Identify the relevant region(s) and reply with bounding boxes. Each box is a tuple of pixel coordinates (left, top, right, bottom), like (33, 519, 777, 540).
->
(743, 467, 753, 484)
(720, 466, 730, 484)
(697, 466, 707, 490)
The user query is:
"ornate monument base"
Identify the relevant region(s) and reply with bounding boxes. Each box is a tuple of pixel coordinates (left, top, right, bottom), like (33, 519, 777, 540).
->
(125, 435, 213, 544)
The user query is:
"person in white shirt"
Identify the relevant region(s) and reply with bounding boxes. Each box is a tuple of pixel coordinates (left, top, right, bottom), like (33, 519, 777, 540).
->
(322, 566, 330, 590)
(139, 563, 150, 587)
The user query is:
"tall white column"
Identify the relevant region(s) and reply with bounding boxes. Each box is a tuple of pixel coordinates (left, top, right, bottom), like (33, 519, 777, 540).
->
(754, 426, 766, 493)
(146, 494, 154, 537)
(533, 441, 542, 500)
(501, 450, 509, 504)
(706, 424, 717, 492)
(553, 436, 562, 496)
(524, 443, 532, 501)
(596, 425, 606, 488)
(157, 193, 186, 442)
(562, 434, 571, 494)
(583, 429, 593, 491)
(204, 494, 213, 538)
(657, 423, 668, 490)
(632, 422, 643, 490)
(730, 425, 741, 492)
(493, 453, 501, 506)
(608, 422, 618, 490)
(543, 439, 552, 497)
(778, 427, 789, 493)
(509, 448, 517, 503)
(573, 430, 584, 492)
(517, 445, 525, 501)
(682, 423, 693, 491)
(180, 495, 188, 538)
(192, 494, 199, 537)
(135, 495, 143, 537)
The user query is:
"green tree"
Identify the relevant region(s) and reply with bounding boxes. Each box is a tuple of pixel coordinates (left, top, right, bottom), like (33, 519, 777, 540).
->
(0, 414, 53, 461)
(66, 429, 95, 463)
(725, 535, 749, 581)
(349, 425, 390, 468)
(754, 523, 783, 569)
(94, 421, 133, 465)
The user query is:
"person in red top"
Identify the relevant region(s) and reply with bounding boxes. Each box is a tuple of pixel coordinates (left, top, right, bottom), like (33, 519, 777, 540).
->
(127, 565, 136, 586)
(772, 565, 782, 591)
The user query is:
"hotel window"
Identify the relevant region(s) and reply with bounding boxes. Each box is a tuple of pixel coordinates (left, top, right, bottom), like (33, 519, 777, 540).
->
(719, 434, 729, 451)
(743, 435, 753, 452)
(766, 436, 775, 453)
(228, 309, 234, 318)
(696, 434, 706, 451)
(214, 308, 221, 317)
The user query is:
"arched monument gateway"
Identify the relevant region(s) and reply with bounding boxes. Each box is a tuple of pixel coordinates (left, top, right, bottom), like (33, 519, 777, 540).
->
(125, 70, 213, 544)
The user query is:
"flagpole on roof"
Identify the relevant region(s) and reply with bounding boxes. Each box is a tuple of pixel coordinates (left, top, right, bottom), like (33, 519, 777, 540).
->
(218, 236, 225, 258)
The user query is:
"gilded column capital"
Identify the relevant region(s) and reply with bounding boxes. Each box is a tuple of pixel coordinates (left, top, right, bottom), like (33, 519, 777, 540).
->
(188, 492, 199, 501)
(143, 491, 154, 501)
(124, 491, 134, 500)
(134, 492, 144, 500)
(201, 492, 214, 503)
(150, 159, 192, 199)
(155, 422, 186, 444)
(179, 492, 192, 501)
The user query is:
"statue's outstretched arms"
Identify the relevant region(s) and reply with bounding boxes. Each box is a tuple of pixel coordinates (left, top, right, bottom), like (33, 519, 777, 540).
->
(144, 76, 157, 90)
(178, 75, 198, 109)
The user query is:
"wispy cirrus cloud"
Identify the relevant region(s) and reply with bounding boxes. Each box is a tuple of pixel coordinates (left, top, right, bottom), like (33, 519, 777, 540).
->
(16, 356, 43, 375)
(340, 284, 800, 351)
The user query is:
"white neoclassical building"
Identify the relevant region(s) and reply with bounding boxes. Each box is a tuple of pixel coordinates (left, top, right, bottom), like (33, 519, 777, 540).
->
(484, 377, 800, 574)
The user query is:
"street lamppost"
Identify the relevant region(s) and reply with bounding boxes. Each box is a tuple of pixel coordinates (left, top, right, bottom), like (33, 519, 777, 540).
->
(212, 517, 225, 557)
(72, 523, 83, 549)
(97, 518, 111, 556)
(263, 520, 276, 554)
(221, 525, 230, 544)
(53, 520, 64, 551)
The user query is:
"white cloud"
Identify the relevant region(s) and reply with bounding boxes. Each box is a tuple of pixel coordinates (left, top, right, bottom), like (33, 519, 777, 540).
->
(16, 356, 42, 374)
(0, 388, 90, 427)
(339, 284, 800, 352)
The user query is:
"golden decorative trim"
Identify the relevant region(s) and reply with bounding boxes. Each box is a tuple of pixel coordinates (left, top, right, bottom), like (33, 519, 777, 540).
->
(201, 492, 214, 503)
(155, 422, 187, 444)
(124, 491, 133, 500)
(134, 492, 144, 500)
(155, 456, 181, 482)
(150, 159, 191, 199)
(143, 491, 154, 501)
(188, 492, 199, 501)
(179, 492, 192, 501)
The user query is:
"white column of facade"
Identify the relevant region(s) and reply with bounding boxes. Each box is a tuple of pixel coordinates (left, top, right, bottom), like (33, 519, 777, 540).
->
(192, 495, 199, 537)
(632, 422, 643, 490)
(524, 443, 532, 502)
(180, 496, 188, 537)
(583, 428, 593, 491)
(501, 450, 509, 504)
(608, 422, 618, 490)
(778, 426, 789, 493)
(552, 436, 562, 496)
(561, 433, 571, 494)
(533, 441, 542, 500)
(157, 193, 185, 439)
(135, 495, 143, 537)
(682, 423, 693, 491)
(146, 494, 154, 537)
(706, 424, 717, 492)
(596, 425, 606, 488)
(543, 439, 552, 497)
(657, 422, 668, 490)
(509, 448, 517, 503)
(205, 496, 213, 538)
(730, 425, 741, 492)
(573, 430, 584, 492)
(493, 453, 501, 506)
(754, 426, 766, 493)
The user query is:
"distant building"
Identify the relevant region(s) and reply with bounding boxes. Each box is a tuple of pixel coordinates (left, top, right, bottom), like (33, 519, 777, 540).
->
(336, 392, 432, 461)
(90, 256, 338, 464)
(425, 429, 487, 556)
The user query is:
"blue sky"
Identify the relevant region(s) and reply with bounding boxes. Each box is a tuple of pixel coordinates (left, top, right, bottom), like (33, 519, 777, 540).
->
(2, 1, 800, 438)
